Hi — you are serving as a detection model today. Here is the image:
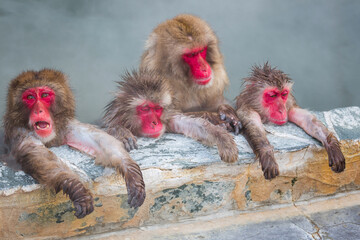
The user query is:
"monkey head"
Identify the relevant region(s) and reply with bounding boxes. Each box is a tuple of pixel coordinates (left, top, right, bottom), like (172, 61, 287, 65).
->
(145, 14, 222, 87)
(238, 63, 294, 125)
(5, 69, 75, 143)
(104, 69, 172, 138)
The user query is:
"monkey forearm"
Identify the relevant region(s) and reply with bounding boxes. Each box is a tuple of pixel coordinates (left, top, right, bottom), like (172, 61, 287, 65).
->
(288, 107, 331, 145)
(104, 125, 138, 151)
(66, 120, 146, 207)
(288, 107, 345, 172)
(184, 111, 220, 125)
(238, 109, 279, 179)
(169, 114, 238, 163)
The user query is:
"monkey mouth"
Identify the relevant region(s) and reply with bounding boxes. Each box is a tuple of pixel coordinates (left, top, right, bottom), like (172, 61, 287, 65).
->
(194, 76, 212, 85)
(34, 121, 51, 130)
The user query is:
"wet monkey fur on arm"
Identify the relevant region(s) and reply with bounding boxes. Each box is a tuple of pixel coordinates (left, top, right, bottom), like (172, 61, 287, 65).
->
(3, 69, 145, 218)
(236, 63, 345, 179)
(140, 14, 241, 135)
(102, 69, 238, 164)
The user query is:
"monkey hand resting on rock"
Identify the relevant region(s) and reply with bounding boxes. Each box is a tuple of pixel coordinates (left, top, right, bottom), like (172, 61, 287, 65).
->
(3, 69, 146, 218)
(140, 14, 241, 135)
(235, 63, 345, 179)
(102, 69, 239, 164)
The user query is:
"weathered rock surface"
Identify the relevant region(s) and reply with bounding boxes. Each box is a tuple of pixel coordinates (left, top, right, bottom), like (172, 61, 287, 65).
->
(0, 106, 360, 239)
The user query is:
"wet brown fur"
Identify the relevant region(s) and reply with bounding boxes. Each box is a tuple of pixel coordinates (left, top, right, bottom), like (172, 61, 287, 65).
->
(102, 69, 239, 163)
(236, 63, 345, 179)
(103, 69, 173, 137)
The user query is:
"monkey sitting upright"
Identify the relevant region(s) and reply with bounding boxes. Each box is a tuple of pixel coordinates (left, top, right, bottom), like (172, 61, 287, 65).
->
(140, 14, 241, 136)
(102, 69, 239, 164)
(3, 69, 146, 218)
(235, 63, 345, 179)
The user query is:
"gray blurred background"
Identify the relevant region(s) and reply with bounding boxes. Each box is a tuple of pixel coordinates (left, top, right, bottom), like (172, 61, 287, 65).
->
(0, 0, 359, 124)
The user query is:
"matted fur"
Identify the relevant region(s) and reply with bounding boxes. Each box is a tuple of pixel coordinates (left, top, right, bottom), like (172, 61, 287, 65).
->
(103, 69, 173, 136)
(235, 63, 345, 179)
(102, 68, 239, 163)
(140, 14, 229, 112)
(236, 63, 295, 122)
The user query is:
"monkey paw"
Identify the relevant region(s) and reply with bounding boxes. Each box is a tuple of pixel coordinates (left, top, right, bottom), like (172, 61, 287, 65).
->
(217, 135, 239, 163)
(73, 195, 94, 219)
(260, 152, 279, 180)
(119, 128, 138, 152)
(218, 104, 242, 135)
(327, 141, 346, 173)
(125, 165, 146, 208)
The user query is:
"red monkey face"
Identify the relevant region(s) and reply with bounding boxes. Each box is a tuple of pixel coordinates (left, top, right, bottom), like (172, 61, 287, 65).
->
(262, 87, 289, 125)
(22, 86, 55, 139)
(182, 46, 212, 85)
(136, 101, 164, 138)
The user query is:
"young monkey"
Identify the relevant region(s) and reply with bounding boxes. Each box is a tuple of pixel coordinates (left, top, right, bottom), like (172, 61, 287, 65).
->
(102, 69, 239, 164)
(236, 63, 345, 179)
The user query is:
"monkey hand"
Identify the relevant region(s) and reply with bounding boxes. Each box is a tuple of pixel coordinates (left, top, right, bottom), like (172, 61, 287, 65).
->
(326, 134, 345, 173)
(218, 104, 242, 135)
(216, 131, 238, 163)
(260, 151, 279, 180)
(59, 179, 94, 218)
(107, 126, 138, 152)
(124, 163, 146, 208)
(121, 128, 138, 152)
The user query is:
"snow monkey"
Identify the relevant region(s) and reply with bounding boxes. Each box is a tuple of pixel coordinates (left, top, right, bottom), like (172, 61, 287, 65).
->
(140, 14, 241, 136)
(102, 69, 239, 164)
(236, 63, 345, 179)
(3, 69, 146, 218)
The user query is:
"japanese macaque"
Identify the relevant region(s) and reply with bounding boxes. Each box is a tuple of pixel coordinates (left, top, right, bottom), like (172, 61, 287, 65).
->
(236, 63, 345, 179)
(140, 14, 241, 135)
(3, 69, 145, 218)
(102, 69, 238, 163)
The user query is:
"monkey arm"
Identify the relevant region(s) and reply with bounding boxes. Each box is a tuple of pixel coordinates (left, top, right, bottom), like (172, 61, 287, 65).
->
(66, 120, 146, 208)
(288, 107, 345, 172)
(104, 125, 137, 152)
(9, 128, 93, 218)
(218, 104, 242, 135)
(184, 104, 241, 135)
(167, 113, 238, 163)
(237, 108, 279, 179)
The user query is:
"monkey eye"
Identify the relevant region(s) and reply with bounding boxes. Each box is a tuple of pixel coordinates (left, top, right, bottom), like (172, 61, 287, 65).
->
(270, 94, 277, 98)
(154, 106, 163, 112)
(41, 93, 49, 98)
(199, 48, 205, 53)
(141, 106, 150, 112)
(27, 95, 35, 100)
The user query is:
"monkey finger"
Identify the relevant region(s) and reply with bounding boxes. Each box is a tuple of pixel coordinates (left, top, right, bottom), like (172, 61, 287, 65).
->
(130, 191, 142, 208)
(74, 203, 85, 219)
(220, 113, 226, 121)
(128, 137, 138, 150)
(219, 123, 227, 130)
(233, 122, 240, 135)
(124, 141, 132, 152)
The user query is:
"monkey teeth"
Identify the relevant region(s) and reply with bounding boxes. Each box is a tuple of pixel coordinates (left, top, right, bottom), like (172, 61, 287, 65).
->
(35, 121, 50, 130)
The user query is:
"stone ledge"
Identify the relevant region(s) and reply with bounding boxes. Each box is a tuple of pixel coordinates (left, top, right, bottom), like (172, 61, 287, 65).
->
(0, 106, 359, 239)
